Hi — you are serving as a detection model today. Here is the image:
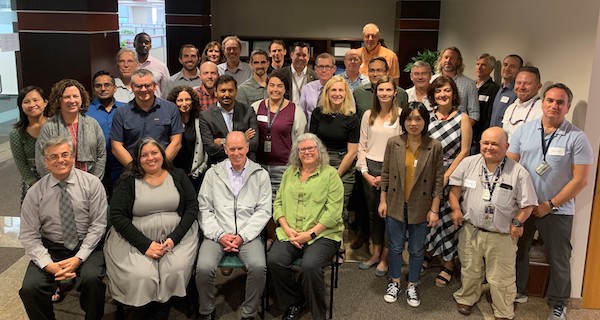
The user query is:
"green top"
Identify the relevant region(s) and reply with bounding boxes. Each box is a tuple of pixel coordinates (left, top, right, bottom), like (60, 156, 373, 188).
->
(10, 128, 40, 188)
(273, 165, 344, 244)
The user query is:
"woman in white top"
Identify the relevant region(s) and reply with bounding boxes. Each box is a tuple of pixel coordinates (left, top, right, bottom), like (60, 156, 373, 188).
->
(356, 76, 403, 277)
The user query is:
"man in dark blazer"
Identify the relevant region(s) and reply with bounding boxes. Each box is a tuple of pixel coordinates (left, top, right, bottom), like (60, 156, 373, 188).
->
(199, 74, 259, 165)
(271, 42, 317, 106)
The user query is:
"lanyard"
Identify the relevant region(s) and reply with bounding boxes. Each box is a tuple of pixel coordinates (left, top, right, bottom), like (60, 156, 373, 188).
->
(266, 98, 284, 136)
(540, 123, 558, 161)
(508, 97, 539, 125)
(291, 72, 307, 98)
(481, 156, 506, 197)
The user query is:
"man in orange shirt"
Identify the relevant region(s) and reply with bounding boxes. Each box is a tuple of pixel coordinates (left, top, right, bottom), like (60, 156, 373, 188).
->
(359, 23, 400, 86)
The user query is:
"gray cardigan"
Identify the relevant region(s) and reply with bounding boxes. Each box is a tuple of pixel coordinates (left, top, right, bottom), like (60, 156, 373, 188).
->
(35, 113, 106, 179)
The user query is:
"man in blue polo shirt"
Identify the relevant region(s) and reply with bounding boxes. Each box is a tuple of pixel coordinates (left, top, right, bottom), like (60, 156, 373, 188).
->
(508, 83, 592, 320)
(110, 69, 183, 168)
(87, 70, 125, 194)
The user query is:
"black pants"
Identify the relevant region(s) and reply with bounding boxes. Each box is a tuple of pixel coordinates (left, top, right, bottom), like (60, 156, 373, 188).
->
(267, 238, 339, 320)
(19, 239, 106, 320)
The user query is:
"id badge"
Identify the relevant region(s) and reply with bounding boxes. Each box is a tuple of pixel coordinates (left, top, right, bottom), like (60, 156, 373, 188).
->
(535, 160, 550, 176)
(483, 204, 495, 228)
(482, 189, 491, 201)
(264, 140, 272, 153)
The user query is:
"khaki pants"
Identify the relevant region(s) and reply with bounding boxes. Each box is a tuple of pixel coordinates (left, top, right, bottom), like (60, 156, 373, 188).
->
(453, 223, 517, 319)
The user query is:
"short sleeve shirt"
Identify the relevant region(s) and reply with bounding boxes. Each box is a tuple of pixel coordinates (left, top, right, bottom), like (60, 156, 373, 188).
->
(110, 97, 184, 154)
(449, 154, 537, 233)
(508, 118, 593, 215)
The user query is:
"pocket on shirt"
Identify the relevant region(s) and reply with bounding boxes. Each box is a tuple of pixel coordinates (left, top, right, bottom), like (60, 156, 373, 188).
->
(154, 118, 171, 126)
(493, 188, 514, 209)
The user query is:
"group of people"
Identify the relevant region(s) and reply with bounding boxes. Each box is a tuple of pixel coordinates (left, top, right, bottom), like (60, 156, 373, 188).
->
(10, 22, 592, 320)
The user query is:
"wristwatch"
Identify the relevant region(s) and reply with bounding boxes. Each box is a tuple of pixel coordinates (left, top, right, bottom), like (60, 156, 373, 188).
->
(548, 200, 559, 213)
(310, 231, 317, 239)
(511, 218, 524, 228)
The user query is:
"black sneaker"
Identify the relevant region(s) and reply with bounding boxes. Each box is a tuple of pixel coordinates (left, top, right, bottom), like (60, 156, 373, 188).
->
(384, 281, 400, 303)
(406, 284, 420, 307)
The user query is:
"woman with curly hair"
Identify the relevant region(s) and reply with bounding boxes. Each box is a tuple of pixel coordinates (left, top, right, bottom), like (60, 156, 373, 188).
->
(166, 85, 207, 191)
(35, 79, 105, 179)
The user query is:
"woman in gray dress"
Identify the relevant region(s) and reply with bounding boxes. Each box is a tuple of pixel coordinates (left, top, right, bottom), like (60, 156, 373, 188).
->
(105, 137, 199, 319)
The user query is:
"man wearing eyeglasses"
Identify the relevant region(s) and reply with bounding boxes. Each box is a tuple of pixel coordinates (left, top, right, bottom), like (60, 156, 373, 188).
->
(110, 69, 184, 168)
(354, 56, 408, 120)
(340, 49, 369, 92)
(114, 48, 139, 103)
(87, 70, 126, 194)
(237, 49, 269, 107)
(19, 137, 107, 320)
(501, 66, 543, 141)
(299, 53, 338, 124)
(359, 23, 400, 86)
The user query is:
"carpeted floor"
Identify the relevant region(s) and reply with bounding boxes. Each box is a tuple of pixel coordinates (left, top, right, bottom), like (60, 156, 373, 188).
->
(0, 247, 23, 273)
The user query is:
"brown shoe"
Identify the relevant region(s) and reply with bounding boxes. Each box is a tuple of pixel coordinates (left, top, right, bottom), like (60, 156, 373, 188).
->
(456, 303, 473, 315)
(495, 318, 510, 320)
(350, 233, 367, 249)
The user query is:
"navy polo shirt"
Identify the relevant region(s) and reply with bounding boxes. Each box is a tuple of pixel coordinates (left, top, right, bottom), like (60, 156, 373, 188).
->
(110, 96, 184, 154)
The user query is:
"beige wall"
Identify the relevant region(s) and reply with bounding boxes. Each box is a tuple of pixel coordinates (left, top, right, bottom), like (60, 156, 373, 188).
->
(439, 0, 600, 299)
(210, 0, 397, 50)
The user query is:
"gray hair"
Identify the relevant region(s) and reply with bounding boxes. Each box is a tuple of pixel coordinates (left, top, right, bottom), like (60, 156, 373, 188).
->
(477, 53, 496, 68)
(131, 69, 155, 83)
(288, 133, 330, 170)
(116, 48, 139, 64)
(411, 60, 432, 73)
(42, 137, 74, 157)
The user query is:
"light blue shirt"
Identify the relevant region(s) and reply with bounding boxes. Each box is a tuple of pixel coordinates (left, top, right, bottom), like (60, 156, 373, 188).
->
(490, 82, 517, 127)
(217, 102, 234, 132)
(218, 61, 252, 85)
(340, 72, 369, 92)
(508, 118, 593, 215)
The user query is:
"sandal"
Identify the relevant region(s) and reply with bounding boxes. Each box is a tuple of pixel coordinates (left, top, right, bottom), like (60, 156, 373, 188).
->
(435, 266, 454, 287)
(421, 255, 433, 273)
(51, 287, 63, 303)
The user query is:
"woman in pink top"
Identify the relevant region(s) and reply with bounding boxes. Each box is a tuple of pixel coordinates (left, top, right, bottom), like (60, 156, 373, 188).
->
(356, 76, 403, 277)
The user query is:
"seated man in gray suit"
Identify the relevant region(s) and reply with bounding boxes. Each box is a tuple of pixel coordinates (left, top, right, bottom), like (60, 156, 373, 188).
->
(199, 74, 259, 165)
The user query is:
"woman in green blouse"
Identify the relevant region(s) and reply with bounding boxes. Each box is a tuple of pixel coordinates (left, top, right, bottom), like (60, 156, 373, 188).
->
(267, 132, 344, 320)
(10, 86, 47, 201)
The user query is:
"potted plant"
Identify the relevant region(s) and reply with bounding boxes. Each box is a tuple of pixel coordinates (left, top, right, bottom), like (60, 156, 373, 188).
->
(403, 49, 439, 72)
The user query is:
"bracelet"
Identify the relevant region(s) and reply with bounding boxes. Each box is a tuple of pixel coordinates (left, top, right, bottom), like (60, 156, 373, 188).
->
(428, 209, 438, 214)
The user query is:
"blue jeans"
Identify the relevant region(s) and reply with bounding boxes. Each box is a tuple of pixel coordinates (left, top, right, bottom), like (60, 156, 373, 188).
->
(387, 207, 428, 283)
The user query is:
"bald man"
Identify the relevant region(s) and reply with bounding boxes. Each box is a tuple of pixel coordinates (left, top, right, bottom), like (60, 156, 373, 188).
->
(359, 23, 400, 85)
(449, 127, 537, 320)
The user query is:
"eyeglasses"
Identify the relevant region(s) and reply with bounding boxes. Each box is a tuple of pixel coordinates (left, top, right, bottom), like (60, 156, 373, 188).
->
(315, 65, 334, 71)
(45, 152, 72, 162)
(299, 146, 317, 153)
(132, 83, 155, 90)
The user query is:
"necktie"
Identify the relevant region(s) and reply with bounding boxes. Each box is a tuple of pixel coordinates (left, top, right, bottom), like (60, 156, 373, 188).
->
(58, 181, 78, 250)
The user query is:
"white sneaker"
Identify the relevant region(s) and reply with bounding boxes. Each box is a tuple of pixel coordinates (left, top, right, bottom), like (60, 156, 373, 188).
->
(384, 281, 400, 303)
(515, 293, 528, 303)
(548, 305, 567, 320)
(406, 284, 421, 307)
